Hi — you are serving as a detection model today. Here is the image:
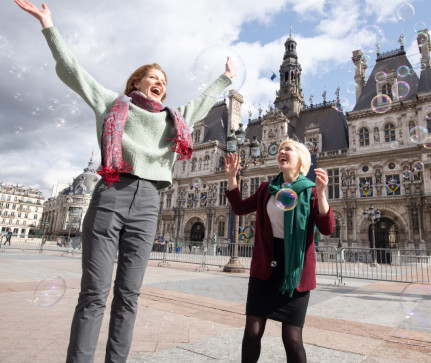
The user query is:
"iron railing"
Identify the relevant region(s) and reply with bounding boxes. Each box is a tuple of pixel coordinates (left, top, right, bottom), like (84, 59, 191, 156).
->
(1, 236, 430, 283)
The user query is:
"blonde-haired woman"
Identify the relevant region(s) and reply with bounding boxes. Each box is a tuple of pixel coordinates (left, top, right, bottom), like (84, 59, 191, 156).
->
(15, 1, 235, 361)
(225, 139, 334, 362)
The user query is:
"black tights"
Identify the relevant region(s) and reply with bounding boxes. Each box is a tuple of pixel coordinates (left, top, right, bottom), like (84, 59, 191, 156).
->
(242, 315, 306, 363)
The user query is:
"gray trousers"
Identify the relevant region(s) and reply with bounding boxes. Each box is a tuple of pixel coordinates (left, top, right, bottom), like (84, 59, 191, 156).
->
(66, 176, 159, 363)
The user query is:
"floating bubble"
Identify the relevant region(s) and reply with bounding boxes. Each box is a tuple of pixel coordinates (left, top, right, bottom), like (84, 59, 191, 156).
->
(409, 126, 428, 144)
(423, 137, 431, 149)
(414, 21, 427, 33)
(32, 276, 66, 307)
(65, 92, 83, 105)
(390, 140, 399, 149)
(396, 2, 415, 21)
(332, 97, 350, 112)
(66, 31, 80, 44)
(371, 94, 392, 113)
(360, 53, 372, 65)
(396, 65, 410, 77)
(357, 25, 385, 54)
(346, 81, 358, 94)
(192, 45, 247, 99)
(52, 104, 82, 129)
(413, 161, 424, 172)
(392, 81, 410, 99)
(375, 71, 387, 83)
(192, 178, 202, 188)
(14, 92, 23, 102)
(399, 283, 431, 329)
(37, 62, 49, 72)
(417, 31, 429, 48)
(31, 106, 42, 116)
(275, 188, 298, 211)
(47, 98, 60, 111)
(425, 106, 431, 120)
(6, 50, 15, 58)
(402, 169, 411, 179)
(12, 66, 31, 80)
(282, 182, 291, 189)
(14, 125, 24, 135)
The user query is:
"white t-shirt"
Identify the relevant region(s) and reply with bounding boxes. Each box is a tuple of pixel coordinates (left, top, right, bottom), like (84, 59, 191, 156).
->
(266, 195, 284, 238)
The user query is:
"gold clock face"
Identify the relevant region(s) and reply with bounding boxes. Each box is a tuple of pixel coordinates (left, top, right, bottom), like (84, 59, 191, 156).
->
(268, 144, 278, 155)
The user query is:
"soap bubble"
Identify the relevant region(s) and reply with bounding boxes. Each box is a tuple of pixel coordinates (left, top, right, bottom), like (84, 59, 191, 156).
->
(414, 21, 427, 33)
(375, 71, 387, 83)
(392, 81, 410, 99)
(371, 94, 391, 113)
(32, 276, 66, 307)
(396, 2, 415, 22)
(192, 178, 202, 188)
(52, 104, 82, 129)
(423, 137, 431, 149)
(390, 140, 399, 149)
(14, 125, 24, 135)
(409, 126, 428, 144)
(333, 97, 350, 112)
(66, 31, 80, 45)
(399, 283, 431, 329)
(412, 161, 424, 172)
(402, 169, 411, 179)
(47, 98, 60, 111)
(396, 65, 410, 77)
(31, 106, 42, 116)
(192, 45, 247, 99)
(275, 188, 298, 211)
(356, 25, 385, 54)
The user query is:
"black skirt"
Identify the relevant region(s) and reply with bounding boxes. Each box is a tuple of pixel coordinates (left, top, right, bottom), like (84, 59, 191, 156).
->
(245, 237, 310, 328)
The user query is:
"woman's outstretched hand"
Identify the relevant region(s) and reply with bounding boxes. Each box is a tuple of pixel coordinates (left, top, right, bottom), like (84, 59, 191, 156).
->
(224, 152, 240, 179)
(223, 56, 236, 79)
(14, 0, 53, 28)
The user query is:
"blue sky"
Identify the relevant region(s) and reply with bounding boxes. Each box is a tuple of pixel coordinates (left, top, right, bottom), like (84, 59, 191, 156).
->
(0, 0, 429, 197)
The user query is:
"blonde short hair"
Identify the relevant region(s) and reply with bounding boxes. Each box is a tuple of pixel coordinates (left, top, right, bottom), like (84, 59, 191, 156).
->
(278, 139, 311, 176)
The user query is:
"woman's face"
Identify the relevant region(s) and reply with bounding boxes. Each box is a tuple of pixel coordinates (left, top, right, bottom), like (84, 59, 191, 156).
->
(277, 143, 301, 173)
(134, 68, 167, 103)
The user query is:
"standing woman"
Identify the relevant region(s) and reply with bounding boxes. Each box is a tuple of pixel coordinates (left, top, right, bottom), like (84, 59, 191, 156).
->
(224, 139, 334, 363)
(15, 1, 235, 362)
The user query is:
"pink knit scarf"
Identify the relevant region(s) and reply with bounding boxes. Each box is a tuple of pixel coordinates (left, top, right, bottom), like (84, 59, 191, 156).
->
(98, 91, 193, 186)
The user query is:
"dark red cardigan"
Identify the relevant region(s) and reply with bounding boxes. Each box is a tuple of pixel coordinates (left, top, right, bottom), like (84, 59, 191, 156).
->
(225, 181, 334, 292)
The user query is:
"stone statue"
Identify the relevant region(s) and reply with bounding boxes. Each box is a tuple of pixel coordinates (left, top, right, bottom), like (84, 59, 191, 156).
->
(322, 90, 327, 102)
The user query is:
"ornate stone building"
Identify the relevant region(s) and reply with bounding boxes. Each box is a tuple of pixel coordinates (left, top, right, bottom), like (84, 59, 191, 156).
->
(0, 183, 44, 237)
(157, 30, 431, 252)
(42, 157, 101, 236)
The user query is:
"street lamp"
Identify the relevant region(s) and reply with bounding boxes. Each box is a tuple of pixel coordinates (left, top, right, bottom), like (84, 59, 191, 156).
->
(337, 217, 346, 249)
(363, 205, 381, 267)
(224, 125, 261, 273)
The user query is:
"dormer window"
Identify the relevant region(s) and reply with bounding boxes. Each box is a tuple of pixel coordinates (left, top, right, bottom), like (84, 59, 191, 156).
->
(194, 129, 201, 143)
(381, 83, 392, 99)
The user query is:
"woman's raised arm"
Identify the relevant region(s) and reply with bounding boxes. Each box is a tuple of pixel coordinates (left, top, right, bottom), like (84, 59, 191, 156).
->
(14, 0, 53, 28)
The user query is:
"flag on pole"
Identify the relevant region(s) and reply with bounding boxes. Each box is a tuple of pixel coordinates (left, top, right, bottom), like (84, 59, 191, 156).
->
(270, 72, 277, 81)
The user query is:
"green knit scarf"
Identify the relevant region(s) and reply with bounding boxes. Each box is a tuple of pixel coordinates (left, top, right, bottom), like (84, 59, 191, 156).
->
(268, 172, 315, 296)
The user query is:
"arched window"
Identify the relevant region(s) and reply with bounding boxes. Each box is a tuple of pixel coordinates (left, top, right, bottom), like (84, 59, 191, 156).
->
(194, 130, 200, 143)
(381, 83, 392, 99)
(204, 155, 210, 170)
(359, 127, 369, 146)
(384, 123, 396, 142)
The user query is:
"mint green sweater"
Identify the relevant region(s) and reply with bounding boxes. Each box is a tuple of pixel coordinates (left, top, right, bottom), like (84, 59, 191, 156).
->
(42, 27, 231, 189)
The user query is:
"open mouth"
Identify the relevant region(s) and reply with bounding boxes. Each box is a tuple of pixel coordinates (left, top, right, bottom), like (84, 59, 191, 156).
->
(150, 87, 161, 97)
(279, 157, 288, 162)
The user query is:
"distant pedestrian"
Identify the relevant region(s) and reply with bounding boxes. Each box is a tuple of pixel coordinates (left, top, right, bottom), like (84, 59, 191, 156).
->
(224, 140, 335, 363)
(168, 241, 173, 253)
(176, 242, 180, 253)
(3, 229, 12, 245)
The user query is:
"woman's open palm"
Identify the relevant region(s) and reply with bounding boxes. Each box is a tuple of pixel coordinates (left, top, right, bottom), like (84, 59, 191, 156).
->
(15, 0, 53, 26)
(224, 152, 240, 179)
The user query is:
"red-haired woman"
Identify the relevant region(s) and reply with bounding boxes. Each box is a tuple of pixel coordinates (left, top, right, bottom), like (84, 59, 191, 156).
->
(15, 1, 235, 362)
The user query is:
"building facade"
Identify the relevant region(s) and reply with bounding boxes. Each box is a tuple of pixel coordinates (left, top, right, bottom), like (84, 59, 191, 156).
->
(0, 183, 44, 237)
(42, 157, 101, 237)
(156, 29, 431, 253)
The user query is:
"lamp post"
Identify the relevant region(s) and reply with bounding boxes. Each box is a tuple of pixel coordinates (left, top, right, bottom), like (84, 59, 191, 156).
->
(224, 125, 261, 273)
(363, 205, 381, 267)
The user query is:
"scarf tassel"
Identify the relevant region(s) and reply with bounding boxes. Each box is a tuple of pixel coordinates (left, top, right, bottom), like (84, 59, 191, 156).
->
(97, 161, 132, 187)
(279, 269, 303, 297)
(167, 137, 192, 161)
